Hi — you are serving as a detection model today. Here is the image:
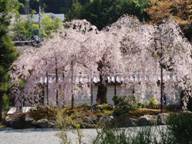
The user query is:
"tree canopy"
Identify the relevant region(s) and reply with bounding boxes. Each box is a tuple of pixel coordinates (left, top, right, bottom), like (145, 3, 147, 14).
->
(146, 0, 192, 40)
(146, 0, 192, 24)
(66, 0, 149, 29)
(0, 0, 19, 120)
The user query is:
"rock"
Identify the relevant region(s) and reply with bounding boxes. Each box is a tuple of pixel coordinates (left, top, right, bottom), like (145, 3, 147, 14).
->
(5, 113, 31, 129)
(33, 119, 55, 128)
(99, 116, 114, 125)
(7, 107, 17, 115)
(34, 119, 49, 128)
(84, 115, 98, 124)
(126, 118, 138, 127)
(22, 107, 33, 113)
(113, 115, 137, 127)
(25, 115, 34, 125)
(183, 111, 192, 114)
(48, 121, 56, 128)
(157, 113, 170, 125)
(138, 115, 157, 126)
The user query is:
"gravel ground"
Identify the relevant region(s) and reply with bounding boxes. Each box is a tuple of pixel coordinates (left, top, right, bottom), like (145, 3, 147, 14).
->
(0, 128, 61, 144)
(0, 126, 166, 144)
(0, 128, 98, 144)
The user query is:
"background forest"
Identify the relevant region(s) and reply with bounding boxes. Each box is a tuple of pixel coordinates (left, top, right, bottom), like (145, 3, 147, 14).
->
(18, 0, 192, 39)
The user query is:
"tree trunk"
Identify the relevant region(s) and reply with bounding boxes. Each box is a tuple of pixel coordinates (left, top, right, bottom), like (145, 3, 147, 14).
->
(96, 74, 107, 104)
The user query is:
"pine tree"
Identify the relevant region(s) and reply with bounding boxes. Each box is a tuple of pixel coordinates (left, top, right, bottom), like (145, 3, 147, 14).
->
(0, 0, 19, 121)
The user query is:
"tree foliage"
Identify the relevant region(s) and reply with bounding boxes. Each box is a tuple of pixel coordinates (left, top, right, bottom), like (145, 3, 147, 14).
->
(66, 0, 149, 29)
(18, 0, 90, 14)
(0, 0, 19, 120)
(13, 14, 62, 40)
(146, 0, 192, 24)
(146, 0, 192, 41)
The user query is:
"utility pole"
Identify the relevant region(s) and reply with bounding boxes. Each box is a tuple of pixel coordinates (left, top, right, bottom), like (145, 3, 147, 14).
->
(158, 25, 164, 113)
(62, 67, 65, 106)
(160, 34, 164, 113)
(71, 59, 74, 109)
(46, 71, 49, 105)
(160, 63, 164, 113)
(90, 72, 94, 107)
(114, 74, 117, 97)
(155, 25, 164, 113)
(55, 57, 59, 106)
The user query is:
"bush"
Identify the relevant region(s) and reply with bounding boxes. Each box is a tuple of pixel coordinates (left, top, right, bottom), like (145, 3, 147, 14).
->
(148, 96, 159, 109)
(165, 104, 180, 112)
(167, 113, 192, 144)
(13, 18, 34, 41)
(13, 14, 62, 40)
(93, 126, 174, 144)
(187, 97, 192, 112)
(112, 96, 138, 116)
(3, 94, 10, 111)
(41, 15, 62, 37)
(29, 106, 57, 121)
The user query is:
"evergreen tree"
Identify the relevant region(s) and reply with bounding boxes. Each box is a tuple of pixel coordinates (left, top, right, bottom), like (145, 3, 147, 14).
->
(0, 0, 19, 121)
(66, 0, 149, 29)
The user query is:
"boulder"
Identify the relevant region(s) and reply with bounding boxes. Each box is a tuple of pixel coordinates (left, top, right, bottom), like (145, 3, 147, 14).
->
(112, 115, 138, 127)
(138, 115, 157, 126)
(5, 113, 32, 129)
(22, 107, 33, 113)
(126, 118, 138, 127)
(84, 115, 98, 124)
(33, 119, 55, 128)
(157, 113, 170, 125)
(7, 107, 17, 115)
(98, 116, 114, 126)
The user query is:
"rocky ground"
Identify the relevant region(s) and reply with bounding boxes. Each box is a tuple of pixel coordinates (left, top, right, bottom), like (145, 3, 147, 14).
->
(4, 106, 170, 129)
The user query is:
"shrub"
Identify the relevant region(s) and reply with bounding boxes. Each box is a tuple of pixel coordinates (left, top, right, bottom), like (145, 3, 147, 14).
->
(93, 128, 131, 144)
(112, 96, 138, 116)
(13, 18, 34, 41)
(167, 112, 192, 144)
(2, 94, 10, 111)
(187, 97, 192, 111)
(165, 104, 180, 112)
(13, 14, 62, 40)
(148, 96, 159, 109)
(41, 15, 62, 37)
(93, 126, 174, 144)
(56, 108, 83, 144)
(29, 106, 57, 121)
(56, 108, 81, 129)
